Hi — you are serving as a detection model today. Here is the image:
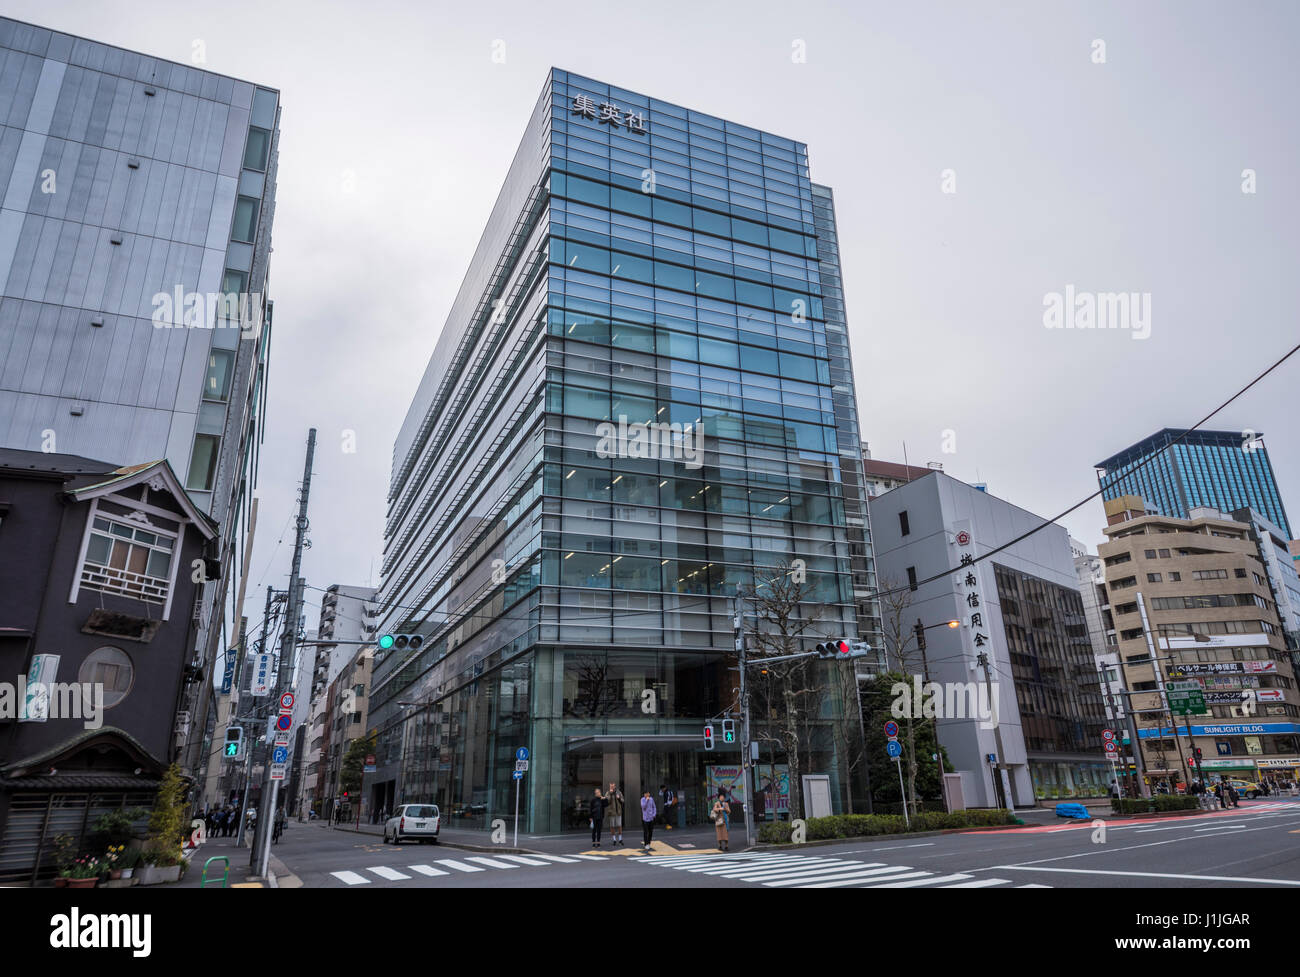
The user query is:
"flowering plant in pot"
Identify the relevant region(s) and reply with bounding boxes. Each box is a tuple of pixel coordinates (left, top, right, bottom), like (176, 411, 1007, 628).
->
(67, 856, 101, 887)
(104, 844, 126, 879)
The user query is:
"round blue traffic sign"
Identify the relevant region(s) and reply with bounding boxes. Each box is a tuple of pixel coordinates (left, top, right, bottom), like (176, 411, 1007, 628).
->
(884, 720, 899, 738)
(886, 740, 902, 759)
(272, 746, 288, 764)
(516, 747, 529, 761)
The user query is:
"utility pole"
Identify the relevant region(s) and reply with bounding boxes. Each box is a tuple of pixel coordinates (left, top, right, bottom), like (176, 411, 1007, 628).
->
(976, 651, 1012, 810)
(1137, 594, 1186, 791)
(915, 619, 945, 808)
(251, 429, 315, 878)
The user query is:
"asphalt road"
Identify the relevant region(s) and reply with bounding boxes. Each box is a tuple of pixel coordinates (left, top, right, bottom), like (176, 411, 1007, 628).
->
(268, 798, 1300, 889)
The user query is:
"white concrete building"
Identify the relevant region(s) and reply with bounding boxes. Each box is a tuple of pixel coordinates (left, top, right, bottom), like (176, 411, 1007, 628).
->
(870, 472, 1111, 807)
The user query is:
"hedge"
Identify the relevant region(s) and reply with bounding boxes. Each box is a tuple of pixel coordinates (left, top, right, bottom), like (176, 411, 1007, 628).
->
(1111, 795, 1200, 815)
(756, 808, 1017, 844)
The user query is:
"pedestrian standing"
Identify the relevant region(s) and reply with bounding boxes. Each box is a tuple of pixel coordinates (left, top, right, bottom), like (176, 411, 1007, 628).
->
(659, 784, 676, 830)
(711, 791, 732, 852)
(640, 789, 658, 851)
(588, 787, 606, 847)
(605, 782, 625, 847)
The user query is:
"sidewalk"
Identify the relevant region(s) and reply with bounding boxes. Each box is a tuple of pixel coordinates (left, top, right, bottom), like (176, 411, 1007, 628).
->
(170, 832, 301, 889)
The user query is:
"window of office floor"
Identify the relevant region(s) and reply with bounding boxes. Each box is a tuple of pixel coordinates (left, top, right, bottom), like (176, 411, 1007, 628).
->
(186, 434, 221, 491)
(204, 349, 234, 401)
(560, 649, 724, 719)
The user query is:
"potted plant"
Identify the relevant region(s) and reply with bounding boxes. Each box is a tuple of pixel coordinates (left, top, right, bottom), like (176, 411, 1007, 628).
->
(121, 848, 140, 880)
(104, 844, 126, 879)
(51, 833, 75, 888)
(138, 763, 186, 885)
(67, 855, 101, 888)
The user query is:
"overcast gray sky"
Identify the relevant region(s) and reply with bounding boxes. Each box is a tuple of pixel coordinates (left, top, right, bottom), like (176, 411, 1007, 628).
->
(18, 0, 1300, 631)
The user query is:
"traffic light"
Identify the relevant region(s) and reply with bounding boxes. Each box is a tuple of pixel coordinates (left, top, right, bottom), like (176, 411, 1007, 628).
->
(914, 621, 926, 652)
(378, 633, 422, 651)
(703, 724, 715, 751)
(847, 641, 873, 659)
(722, 718, 736, 744)
(815, 639, 851, 659)
(1194, 747, 1203, 760)
(224, 726, 244, 759)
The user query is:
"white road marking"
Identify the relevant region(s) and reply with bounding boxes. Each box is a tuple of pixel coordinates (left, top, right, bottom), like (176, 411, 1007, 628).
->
(330, 870, 370, 885)
(534, 854, 581, 863)
(943, 878, 1012, 888)
(408, 864, 449, 877)
(989, 866, 1300, 885)
(866, 873, 973, 888)
(797, 871, 933, 888)
(366, 866, 411, 880)
(764, 865, 919, 887)
(435, 859, 485, 873)
(499, 855, 552, 866)
(465, 856, 518, 869)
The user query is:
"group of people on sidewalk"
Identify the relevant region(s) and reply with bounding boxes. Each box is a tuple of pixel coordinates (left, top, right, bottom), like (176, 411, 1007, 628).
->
(195, 805, 287, 842)
(585, 783, 736, 852)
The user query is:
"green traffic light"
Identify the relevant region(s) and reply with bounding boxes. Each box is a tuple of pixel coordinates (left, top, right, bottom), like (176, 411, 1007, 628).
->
(225, 743, 238, 757)
(379, 634, 395, 650)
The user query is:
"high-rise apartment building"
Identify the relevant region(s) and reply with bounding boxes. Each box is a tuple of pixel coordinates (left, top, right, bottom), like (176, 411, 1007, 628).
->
(371, 69, 873, 831)
(1096, 429, 1291, 538)
(1100, 500, 1300, 787)
(0, 17, 281, 777)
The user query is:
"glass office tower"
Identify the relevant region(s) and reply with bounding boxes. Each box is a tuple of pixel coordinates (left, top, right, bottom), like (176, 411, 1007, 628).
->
(373, 70, 872, 832)
(1096, 429, 1291, 539)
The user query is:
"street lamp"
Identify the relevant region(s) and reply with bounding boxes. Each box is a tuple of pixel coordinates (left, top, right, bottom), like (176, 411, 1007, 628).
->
(910, 619, 960, 810)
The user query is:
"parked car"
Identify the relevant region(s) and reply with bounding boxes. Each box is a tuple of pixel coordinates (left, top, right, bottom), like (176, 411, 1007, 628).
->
(384, 804, 440, 844)
(1227, 779, 1261, 799)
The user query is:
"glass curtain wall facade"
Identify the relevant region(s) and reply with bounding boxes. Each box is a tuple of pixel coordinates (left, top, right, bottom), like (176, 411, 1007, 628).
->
(374, 69, 867, 832)
(1097, 429, 1291, 538)
(993, 564, 1111, 799)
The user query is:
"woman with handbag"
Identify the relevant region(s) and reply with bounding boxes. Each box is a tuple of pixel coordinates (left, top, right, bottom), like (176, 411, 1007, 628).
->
(711, 790, 732, 852)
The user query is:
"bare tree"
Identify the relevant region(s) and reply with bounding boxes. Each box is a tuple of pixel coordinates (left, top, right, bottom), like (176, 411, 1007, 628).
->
(877, 575, 925, 812)
(742, 565, 827, 821)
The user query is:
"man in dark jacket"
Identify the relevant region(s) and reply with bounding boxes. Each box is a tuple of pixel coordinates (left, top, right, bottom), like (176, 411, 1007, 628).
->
(588, 787, 606, 847)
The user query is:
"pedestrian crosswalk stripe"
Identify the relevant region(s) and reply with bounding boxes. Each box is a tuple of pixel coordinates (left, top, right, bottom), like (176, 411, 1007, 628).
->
(500, 855, 552, 866)
(800, 870, 934, 888)
(729, 862, 885, 882)
(435, 859, 485, 873)
(867, 873, 974, 888)
(633, 851, 1052, 889)
(465, 856, 518, 869)
(408, 864, 449, 877)
(366, 865, 412, 880)
(330, 870, 370, 885)
(765, 865, 920, 887)
(568, 854, 608, 861)
(534, 854, 581, 863)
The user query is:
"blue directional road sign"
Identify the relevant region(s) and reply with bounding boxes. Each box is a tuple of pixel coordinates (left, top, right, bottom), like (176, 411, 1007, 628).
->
(886, 740, 903, 759)
(512, 770, 524, 780)
(272, 746, 289, 764)
(516, 747, 529, 762)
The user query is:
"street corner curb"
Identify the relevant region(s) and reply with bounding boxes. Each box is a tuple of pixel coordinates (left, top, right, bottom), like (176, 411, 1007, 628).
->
(268, 855, 302, 888)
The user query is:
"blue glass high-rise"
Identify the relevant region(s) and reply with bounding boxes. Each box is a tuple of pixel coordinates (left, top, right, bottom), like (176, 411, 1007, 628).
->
(1096, 428, 1291, 537)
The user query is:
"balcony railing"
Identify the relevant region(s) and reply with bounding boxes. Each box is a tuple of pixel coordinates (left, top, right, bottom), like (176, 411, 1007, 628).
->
(80, 562, 169, 602)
